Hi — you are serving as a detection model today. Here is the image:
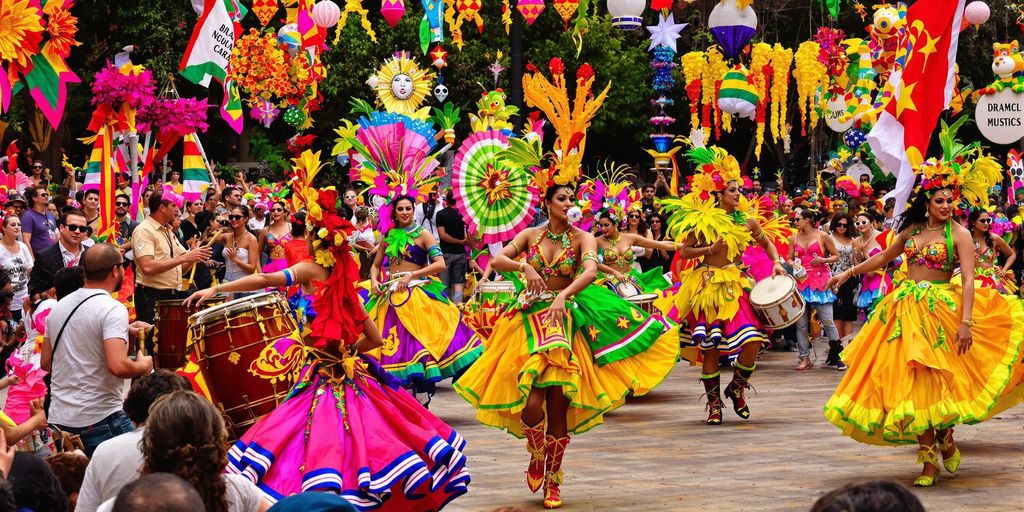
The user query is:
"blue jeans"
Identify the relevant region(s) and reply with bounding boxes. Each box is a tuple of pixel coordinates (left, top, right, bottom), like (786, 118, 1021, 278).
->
(795, 302, 840, 359)
(53, 411, 134, 457)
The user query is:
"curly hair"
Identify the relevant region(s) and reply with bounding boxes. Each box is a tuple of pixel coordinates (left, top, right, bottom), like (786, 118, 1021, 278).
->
(141, 391, 230, 512)
(123, 370, 191, 424)
(968, 208, 994, 254)
(45, 452, 89, 503)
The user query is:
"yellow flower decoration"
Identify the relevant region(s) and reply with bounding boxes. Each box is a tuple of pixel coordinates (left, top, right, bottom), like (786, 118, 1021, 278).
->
(0, 0, 44, 69)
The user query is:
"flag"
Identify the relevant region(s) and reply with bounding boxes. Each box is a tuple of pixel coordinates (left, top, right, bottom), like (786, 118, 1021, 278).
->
(180, 0, 237, 87)
(82, 125, 117, 240)
(220, 78, 244, 133)
(182, 133, 211, 201)
(866, 0, 966, 216)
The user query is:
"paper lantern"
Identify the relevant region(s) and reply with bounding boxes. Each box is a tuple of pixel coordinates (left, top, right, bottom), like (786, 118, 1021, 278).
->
(312, 1, 342, 28)
(843, 128, 867, 149)
(283, 106, 305, 127)
(717, 65, 758, 120)
(553, 0, 579, 25)
(964, 1, 990, 26)
(381, 0, 406, 28)
(517, 0, 546, 25)
(252, 0, 279, 26)
(607, 0, 645, 30)
(708, 0, 758, 60)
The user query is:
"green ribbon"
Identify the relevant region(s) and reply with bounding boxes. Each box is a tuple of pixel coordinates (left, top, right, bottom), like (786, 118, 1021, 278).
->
(384, 225, 424, 260)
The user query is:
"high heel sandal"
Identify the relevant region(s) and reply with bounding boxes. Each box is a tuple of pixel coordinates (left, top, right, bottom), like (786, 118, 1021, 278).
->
(723, 363, 755, 419)
(700, 372, 723, 425)
(938, 429, 961, 474)
(522, 420, 546, 492)
(913, 444, 940, 487)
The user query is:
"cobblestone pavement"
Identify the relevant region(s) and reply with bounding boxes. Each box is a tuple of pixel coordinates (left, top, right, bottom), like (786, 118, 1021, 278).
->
(432, 350, 1024, 512)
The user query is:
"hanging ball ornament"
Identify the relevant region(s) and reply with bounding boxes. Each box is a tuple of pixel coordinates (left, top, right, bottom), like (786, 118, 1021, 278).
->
(434, 83, 449, 102)
(283, 106, 305, 127)
(964, 1, 991, 26)
(312, 1, 342, 28)
(843, 128, 867, 149)
(430, 44, 448, 70)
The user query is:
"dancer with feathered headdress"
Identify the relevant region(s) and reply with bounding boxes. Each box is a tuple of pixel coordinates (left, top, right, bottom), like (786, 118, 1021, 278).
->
(823, 120, 1024, 488)
(453, 59, 678, 510)
(184, 150, 470, 510)
(660, 144, 788, 426)
(347, 111, 483, 406)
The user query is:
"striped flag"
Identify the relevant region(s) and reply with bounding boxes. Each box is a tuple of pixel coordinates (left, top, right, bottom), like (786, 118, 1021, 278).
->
(82, 125, 117, 240)
(182, 133, 211, 201)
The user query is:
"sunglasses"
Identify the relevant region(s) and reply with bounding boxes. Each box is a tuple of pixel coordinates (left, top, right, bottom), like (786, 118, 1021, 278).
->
(979, 218, 992, 224)
(228, 215, 244, 221)
(37, 192, 49, 198)
(64, 224, 89, 233)
(89, 260, 127, 274)
(854, 220, 869, 227)
(33, 165, 43, 169)
(115, 202, 129, 207)
(836, 223, 848, 228)
(344, 195, 356, 200)
(218, 220, 231, 227)
(271, 208, 284, 213)
(629, 214, 641, 219)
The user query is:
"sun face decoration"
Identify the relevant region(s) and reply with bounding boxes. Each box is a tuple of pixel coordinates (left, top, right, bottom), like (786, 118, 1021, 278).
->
(373, 52, 434, 119)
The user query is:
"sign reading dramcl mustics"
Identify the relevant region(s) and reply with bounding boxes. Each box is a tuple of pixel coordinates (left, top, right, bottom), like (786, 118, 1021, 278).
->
(975, 89, 1024, 145)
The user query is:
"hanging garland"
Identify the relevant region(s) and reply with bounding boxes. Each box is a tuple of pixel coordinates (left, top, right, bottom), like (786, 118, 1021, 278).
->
(793, 41, 826, 136)
(680, 51, 704, 133)
(749, 43, 772, 160)
(770, 43, 793, 145)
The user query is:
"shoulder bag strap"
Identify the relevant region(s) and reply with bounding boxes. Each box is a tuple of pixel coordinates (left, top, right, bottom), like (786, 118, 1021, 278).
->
(50, 293, 105, 356)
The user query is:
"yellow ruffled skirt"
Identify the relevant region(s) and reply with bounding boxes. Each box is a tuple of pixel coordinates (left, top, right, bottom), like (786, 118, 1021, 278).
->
(453, 287, 679, 438)
(824, 280, 1024, 446)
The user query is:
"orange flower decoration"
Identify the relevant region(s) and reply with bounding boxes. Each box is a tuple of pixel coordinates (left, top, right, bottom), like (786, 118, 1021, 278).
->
(0, 0, 44, 69)
(43, 1, 80, 58)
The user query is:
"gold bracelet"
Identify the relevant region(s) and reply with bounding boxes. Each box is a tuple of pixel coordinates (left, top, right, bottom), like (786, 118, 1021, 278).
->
(961, 319, 975, 327)
(519, 261, 527, 273)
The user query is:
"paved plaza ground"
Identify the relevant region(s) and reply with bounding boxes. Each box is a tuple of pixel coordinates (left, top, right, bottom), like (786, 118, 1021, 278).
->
(433, 350, 1024, 511)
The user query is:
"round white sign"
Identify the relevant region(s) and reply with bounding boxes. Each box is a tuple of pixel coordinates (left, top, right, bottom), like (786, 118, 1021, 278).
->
(825, 95, 854, 132)
(846, 161, 872, 182)
(975, 89, 1024, 145)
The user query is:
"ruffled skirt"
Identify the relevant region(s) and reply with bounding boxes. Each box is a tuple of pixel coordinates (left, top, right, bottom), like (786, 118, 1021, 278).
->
(672, 265, 768, 364)
(365, 280, 482, 386)
(454, 285, 679, 438)
(856, 272, 883, 309)
(227, 355, 470, 510)
(824, 280, 1024, 446)
(975, 267, 1018, 295)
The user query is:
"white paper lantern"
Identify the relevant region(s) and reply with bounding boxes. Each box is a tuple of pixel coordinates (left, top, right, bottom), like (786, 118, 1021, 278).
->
(607, 0, 645, 30)
(964, 1, 990, 26)
(312, 0, 342, 28)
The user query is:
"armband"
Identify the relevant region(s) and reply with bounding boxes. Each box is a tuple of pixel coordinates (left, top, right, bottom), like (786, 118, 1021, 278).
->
(754, 230, 768, 241)
(427, 244, 443, 259)
(581, 251, 599, 264)
(509, 240, 522, 255)
(283, 268, 294, 287)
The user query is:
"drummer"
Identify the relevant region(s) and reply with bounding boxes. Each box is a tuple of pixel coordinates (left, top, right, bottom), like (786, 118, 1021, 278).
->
(662, 145, 786, 426)
(133, 190, 212, 351)
(595, 208, 678, 297)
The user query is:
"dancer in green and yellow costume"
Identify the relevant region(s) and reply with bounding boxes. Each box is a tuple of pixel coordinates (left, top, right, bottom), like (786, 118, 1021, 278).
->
(824, 121, 1024, 487)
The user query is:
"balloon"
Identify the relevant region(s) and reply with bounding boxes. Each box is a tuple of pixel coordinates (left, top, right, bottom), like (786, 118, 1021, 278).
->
(312, 1, 342, 28)
(964, 1, 990, 26)
(717, 65, 758, 120)
(708, 1, 758, 60)
(843, 128, 867, 149)
(277, 24, 301, 53)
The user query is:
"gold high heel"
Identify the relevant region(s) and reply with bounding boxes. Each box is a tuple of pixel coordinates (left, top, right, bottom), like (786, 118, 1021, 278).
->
(913, 444, 940, 487)
(938, 429, 961, 474)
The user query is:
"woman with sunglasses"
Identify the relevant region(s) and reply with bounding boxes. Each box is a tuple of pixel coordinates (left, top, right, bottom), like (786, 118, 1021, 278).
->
(829, 214, 858, 341)
(853, 212, 884, 314)
(257, 201, 292, 276)
(787, 209, 844, 371)
(640, 213, 673, 274)
(216, 206, 260, 298)
(623, 209, 653, 261)
(0, 216, 32, 322)
(968, 209, 1017, 294)
(367, 195, 482, 407)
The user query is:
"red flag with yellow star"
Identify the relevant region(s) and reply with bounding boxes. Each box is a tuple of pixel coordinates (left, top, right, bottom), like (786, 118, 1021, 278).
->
(866, 0, 965, 215)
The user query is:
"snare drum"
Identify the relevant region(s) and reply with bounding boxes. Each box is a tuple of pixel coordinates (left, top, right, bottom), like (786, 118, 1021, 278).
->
(626, 293, 659, 315)
(606, 278, 642, 298)
(475, 280, 517, 305)
(153, 297, 225, 370)
(465, 281, 517, 339)
(749, 275, 806, 329)
(187, 292, 300, 439)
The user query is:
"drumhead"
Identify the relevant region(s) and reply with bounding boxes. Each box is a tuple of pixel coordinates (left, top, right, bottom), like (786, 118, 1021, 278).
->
(155, 295, 227, 308)
(189, 291, 284, 324)
(477, 280, 516, 293)
(626, 293, 658, 304)
(749, 275, 796, 305)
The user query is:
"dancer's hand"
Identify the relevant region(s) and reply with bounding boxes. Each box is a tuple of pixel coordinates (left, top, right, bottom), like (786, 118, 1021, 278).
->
(709, 237, 726, 254)
(811, 257, 824, 266)
(956, 324, 973, 355)
(827, 272, 848, 289)
(184, 287, 217, 307)
(611, 270, 625, 283)
(772, 262, 786, 276)
(394, 273, 413, 293)
(546, 294, 567, 324)
(524, 266, 546, 296)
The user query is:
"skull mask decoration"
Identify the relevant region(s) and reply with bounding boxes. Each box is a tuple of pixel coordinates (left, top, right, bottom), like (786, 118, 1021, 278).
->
(434, 83, 449, 102)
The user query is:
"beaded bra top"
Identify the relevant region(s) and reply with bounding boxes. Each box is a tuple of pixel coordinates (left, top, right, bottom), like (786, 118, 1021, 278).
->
(904, 223, 957, 273)
(527, 231, 578, 279)
(600, 240, 635, 267)
(975, 241, 996, 265)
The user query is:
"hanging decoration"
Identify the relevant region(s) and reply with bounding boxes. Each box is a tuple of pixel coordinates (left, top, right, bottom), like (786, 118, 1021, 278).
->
(250, 99, 281, 128)
(717, 65, 758, 120)
(516, 0, 545, 25)
(646, 12, 686, 183)
(701, 47, 728, 139)
(419, 0, 445, 54)
(312, 1, 342, 28)
(253, 0, 279, 25)
(748, 43, 772, 159)
(608, 0, 645, 30)
(449, 0, 483, 49)
(680, 51, 704, 132)
(370, 51, 435, 119)
(380, 0, 406, 27)
(553, 0, 580, 27)
(646, 13, 688, 53)
(963, 1, 990, 28)
(708, 0, 758, 60)
(769, 43, 792, 146)
(333, 0, 377, 44)
(793, 41, 826, 136)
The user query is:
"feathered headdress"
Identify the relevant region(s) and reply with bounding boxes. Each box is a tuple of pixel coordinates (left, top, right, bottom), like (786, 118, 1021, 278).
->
(684, 145, 743, 201)
(576, 160, 635, 230)
(913, 117, 1001, 210)
(346, 111, 446, 231)
(522, 58, 611, 196)
(288, 150, 365, 349)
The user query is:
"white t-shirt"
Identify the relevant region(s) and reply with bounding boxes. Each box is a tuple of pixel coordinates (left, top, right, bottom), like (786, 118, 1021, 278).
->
(415, 202, 440, 240)
(0, 241, 32, 311)
(75, 427, 145, 512)
(95, 473, 263, 512)
(46, 288, 130, 427)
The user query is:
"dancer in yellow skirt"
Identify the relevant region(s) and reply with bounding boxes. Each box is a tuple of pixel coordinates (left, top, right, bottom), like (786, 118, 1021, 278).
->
(454, 58, 678, 509)
(824, 125, 1024, 487)
(966, 208, 1017, 294)
(660, 145, 787, 425)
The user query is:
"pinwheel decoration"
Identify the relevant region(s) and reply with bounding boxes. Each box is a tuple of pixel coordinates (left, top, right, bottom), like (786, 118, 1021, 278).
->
(452, 130, 539, 244)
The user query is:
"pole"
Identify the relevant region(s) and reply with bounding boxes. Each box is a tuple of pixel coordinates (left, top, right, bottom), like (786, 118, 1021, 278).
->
(510, 11, 524, 133)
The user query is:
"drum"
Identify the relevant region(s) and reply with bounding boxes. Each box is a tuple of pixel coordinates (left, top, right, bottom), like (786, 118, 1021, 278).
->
(626, 293, 659, 315)
(188, 292, 300, 439)
(153, 297, 225, 370)
(475, 280, 517, 305)
(749, 275, 806, 329)
(606, 279, 641, 298)
(466, 281, 517, 339)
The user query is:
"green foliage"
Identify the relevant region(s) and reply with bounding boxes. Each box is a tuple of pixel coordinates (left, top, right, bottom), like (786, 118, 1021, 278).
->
(248, 129, 289, 173)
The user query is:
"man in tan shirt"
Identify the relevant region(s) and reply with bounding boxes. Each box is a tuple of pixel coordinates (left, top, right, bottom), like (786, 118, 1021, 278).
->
(133, 190, 211, 352)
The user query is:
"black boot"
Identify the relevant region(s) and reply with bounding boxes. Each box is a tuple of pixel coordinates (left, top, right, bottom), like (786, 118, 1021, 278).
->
(700, 372, 723, 425)
(724, 362, 754, 419)
(827, 339, 847, 371)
